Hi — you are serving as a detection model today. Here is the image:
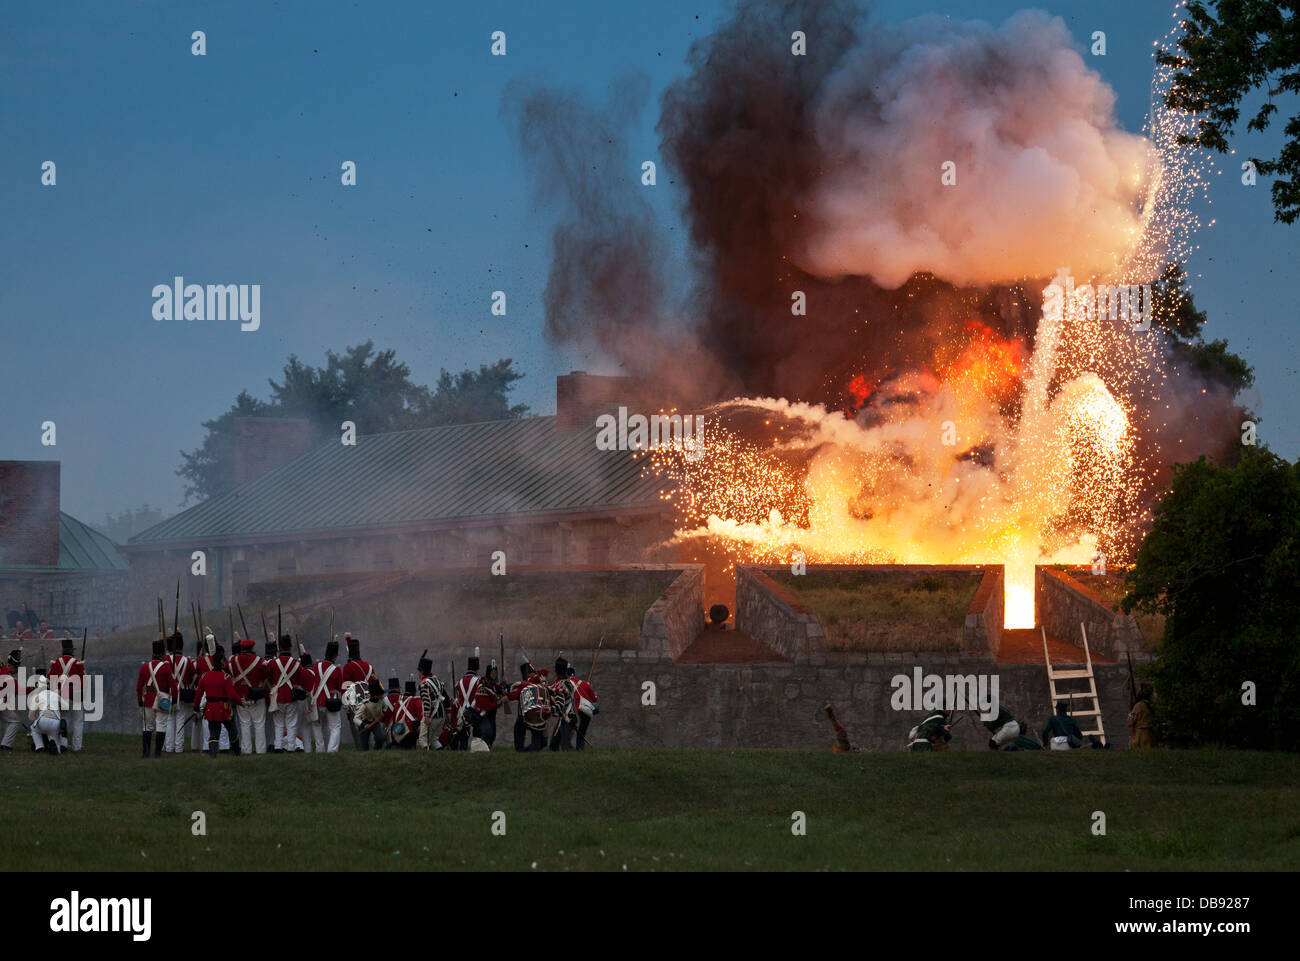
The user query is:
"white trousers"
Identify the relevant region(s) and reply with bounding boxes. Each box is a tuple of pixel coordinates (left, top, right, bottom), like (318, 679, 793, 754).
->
(166, 709, 192, 752)
(312, 708, 341, 752)
(0, 709, 20, 747)
(140, 705, 169, 732)
(991, 720, 1021, 748)
(236, 700, 267, 754)
(274, 701, 300, 751)
(31, 715, 61, 751)
(64, 708, 84, 751)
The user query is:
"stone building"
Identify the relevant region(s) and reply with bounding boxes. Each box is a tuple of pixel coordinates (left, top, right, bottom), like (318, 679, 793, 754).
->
(121, 373, 682, 625)
(0, 460, 128, 633)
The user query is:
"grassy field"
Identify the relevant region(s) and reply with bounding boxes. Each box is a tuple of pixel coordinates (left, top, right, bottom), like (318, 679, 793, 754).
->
(3, 736, 1296, 871)
(768, 570, 980, 652)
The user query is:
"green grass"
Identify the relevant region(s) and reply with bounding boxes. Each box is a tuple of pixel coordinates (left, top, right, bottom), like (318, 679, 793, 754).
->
(768, 570, 981, 652)
(95, 571, 675, 657)
(4, 736, 1296, 871)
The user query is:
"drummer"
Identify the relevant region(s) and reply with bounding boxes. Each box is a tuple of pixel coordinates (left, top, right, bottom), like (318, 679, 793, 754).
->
(508, 661, 551, 752)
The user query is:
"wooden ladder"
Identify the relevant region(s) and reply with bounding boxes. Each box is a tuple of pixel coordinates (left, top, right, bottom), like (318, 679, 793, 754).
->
(1041, 623, 1106, 746)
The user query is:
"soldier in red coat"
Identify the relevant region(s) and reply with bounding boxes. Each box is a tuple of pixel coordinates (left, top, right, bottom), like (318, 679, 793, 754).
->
(194, 650, 240, 758)
(390, 680, 422, 749)
(189, 635, 217, 751)
(296, 651, 319, 752)
(452, 651, 499, 750)
(508, 662, 551, 752)
(266, 635, 305, 752)
(164, 632, 193, 753)
(48, 637, 86, 752)
(308, 639, 344, 753)
(340, 634, 374, 747)
(136, 640, 174, 758)
(229, 639, 268, 754)
(0, 649, 23, 751)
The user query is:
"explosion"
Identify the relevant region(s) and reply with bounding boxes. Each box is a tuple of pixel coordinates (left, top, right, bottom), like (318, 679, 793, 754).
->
(511, 1, 1240, 629)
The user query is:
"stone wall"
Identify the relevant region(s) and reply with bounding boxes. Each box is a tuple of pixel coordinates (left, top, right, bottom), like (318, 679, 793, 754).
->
(122, 513, 678, 627)
(735, 566, 827, 660)
(87, 647, 1150, 750)
(1037, 567, 1146, 659)
(640, 565, 704, 658)
(964, 567, 1004, 655)
(0, 570, 129, 634)
(0, 460, 60, 567)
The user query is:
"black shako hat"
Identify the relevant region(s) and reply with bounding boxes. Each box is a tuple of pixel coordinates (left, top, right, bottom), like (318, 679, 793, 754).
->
(325, 639, 339, 662)
(265, 640, 278, 659)
(61, 637, 75, 654)
(387, 676, 400, 693)
(278, 633, 292, 652)
(151, 640, 165, 659)
(404, 680, 417, 696)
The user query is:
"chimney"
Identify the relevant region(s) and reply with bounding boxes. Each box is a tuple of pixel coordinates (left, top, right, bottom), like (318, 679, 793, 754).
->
(0, 460, 60, 566)
(556, 371, 638, 430)
(233, 418, 316, 486)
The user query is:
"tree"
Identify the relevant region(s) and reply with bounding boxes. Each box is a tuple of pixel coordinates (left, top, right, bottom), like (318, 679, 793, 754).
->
(95, 505, 170, 543)
(1150, 261, 1255, 397)
(1158, 1, 1300, 223)
(177, 344, 528, 503)
(1121, 449, 1300, 749)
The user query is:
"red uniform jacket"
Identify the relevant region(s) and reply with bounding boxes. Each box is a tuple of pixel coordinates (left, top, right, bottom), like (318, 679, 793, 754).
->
(391, 694, 421, 736)
(168, 653, 193, 698)
(266, 654, 303, 704)
(49, 654, 85, 699)
(0, 664, 18, 701)
(228, 652, 265, 702)
(136, 658, 174, 708)
(382, 691, 400, 730)
(341, 658, 374, 686)
(297, 664, 319, 707)
(194, 669, 237, 721)
(311, 660, 342, 705)
(454, 672, 498, 717)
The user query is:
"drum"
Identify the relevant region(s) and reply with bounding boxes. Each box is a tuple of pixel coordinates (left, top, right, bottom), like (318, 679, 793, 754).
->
(520, 685, 545, 730)
(341, 681, 368, 719)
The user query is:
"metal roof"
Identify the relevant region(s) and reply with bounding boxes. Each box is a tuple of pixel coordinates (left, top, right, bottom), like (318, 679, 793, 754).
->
(0, 513, 128, 573)
(129, 415, 673, 546)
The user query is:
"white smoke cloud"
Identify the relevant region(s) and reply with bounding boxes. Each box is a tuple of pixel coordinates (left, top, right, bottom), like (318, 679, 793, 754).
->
(797, 11, 1157, 288)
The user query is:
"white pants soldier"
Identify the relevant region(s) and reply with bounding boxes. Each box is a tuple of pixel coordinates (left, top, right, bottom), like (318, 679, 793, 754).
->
(30, 715, 62, 752)
(191, 705, 207, 751)
(236, 699, 267, 754)
(62, 708, 83, 752)
(165, 707, 191, 753)
(312, 708, 341, 752)
(274, 701, 301, 751)
(0, 707, 20, 749)
(141, 705, 168, 733)
(299, 703, 318, 752)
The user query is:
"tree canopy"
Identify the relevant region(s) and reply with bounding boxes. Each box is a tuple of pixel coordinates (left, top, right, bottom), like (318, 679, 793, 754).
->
(1159, 1, 1300, 223)
(178, 344, 528, 503)
(1122, 448, 1300, 749)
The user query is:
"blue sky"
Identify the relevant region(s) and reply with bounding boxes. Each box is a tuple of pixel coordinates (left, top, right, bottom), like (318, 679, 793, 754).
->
(1, 0, 1296, 524)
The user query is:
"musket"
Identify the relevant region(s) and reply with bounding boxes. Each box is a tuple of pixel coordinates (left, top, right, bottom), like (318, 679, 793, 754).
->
(173, 580, 180, 637)
(587, 635, 605, 683)
(277, 604, 282, 642)
(261, 611, 272, 649)
(157, 597, 165, 640)
(499, 631, 510, 715)
(329, 608, 335, 648)
(237, 604, 250, 643)
(228, 609, 234, 649)
(197, 599, 206, 650)
(80, 628, 87, 663)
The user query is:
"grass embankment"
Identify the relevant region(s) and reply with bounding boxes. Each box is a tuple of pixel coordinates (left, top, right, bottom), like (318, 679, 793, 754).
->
(4, 737, 1295, 872)
(769, 570, 980, 652)
(94, 570, 675, 658)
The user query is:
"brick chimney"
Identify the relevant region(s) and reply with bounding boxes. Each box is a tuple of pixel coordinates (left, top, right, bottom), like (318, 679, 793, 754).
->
(555, 371, 640, 430)
(233, 418, 316, 486)
(0, 460, 60, 566)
